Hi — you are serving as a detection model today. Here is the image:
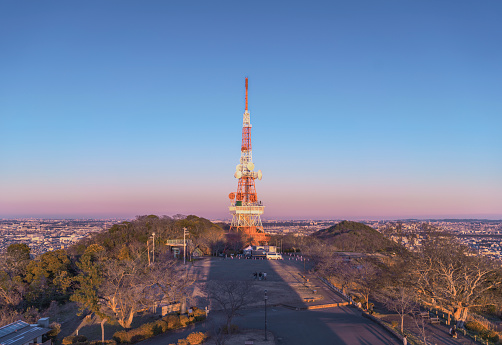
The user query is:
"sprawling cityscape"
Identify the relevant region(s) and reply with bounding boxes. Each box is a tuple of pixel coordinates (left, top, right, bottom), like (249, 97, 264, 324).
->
(2, 218, 501, 259)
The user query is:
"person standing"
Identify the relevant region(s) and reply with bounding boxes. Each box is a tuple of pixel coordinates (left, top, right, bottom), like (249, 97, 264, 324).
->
(403, 335, 407, 345)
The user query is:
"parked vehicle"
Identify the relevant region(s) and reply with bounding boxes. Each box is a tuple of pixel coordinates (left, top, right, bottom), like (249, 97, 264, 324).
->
(266, 252, 283, 260)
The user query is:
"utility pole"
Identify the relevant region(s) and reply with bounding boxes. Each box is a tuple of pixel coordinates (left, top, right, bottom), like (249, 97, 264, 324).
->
(152, 232, 156, 264)
(183, 227, 187, 265)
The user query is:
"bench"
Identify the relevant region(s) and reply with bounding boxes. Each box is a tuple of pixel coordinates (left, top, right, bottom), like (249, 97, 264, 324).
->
(430, 317, 440, 324)
(244, 341, 254, 345)
(420, 312, 430, 319)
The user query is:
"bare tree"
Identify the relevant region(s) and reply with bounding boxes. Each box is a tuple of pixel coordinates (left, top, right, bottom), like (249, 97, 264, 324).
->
(412, 307, 430, 345)
(205, 280, 257, 333)
(317, 254, 357, 294)
(196, 227, 226, 256)
(73, 247, 193, 331)
(98, 254, 192, 328)
(381, 286, 416, 334)
(354, 259, 382, 310)
(413, 232, 502, 326)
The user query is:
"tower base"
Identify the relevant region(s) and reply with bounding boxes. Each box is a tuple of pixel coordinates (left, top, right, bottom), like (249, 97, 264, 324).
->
(228, 226, 270, 246)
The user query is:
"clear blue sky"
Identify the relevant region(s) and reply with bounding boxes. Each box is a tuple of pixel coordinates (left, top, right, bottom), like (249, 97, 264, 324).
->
(1, 1, 501, 220)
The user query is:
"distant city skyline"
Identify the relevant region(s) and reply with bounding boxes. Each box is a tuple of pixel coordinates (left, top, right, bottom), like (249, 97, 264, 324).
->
(1, 1, 501, 220)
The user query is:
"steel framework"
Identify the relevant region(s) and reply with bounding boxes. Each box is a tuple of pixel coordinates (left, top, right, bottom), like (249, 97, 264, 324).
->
(228, 78, 269, 245)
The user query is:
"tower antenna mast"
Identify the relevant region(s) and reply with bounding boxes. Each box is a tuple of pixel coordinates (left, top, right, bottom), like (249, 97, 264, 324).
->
(228, 78, 269, 245)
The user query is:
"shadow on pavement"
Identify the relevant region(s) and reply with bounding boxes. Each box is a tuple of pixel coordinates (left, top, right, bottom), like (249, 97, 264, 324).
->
(204, 256, 398, 345)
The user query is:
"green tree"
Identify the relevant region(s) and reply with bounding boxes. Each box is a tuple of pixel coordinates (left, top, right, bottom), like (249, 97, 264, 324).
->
(71, 244, 108, 342)
(25, 249, 72, 307)
(3, 243, 31, 277)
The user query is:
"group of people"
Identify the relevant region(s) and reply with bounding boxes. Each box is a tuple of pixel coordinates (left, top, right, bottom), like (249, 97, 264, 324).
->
(253, 271, 267, 280)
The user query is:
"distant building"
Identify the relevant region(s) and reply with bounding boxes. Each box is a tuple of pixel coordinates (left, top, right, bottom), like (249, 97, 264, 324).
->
(0, 319, 52, 345)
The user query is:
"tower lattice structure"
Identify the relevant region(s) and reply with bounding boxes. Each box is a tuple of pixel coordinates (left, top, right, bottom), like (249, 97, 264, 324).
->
(228, 78, 269, 245)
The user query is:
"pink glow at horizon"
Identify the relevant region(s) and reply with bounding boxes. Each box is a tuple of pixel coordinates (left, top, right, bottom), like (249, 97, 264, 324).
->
(2, 174, 500, 220)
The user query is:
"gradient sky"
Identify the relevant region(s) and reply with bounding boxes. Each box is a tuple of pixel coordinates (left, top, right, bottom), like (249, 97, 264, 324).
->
(1, 1, 501, 220)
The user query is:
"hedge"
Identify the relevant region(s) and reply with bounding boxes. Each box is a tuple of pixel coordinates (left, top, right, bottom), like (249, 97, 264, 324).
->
(62, 337, 116, 345)
(62, 336, 88, 345)
(113, 307, 207, 344)
(465, 321, 500, 343)
(169, 332, 207, 345)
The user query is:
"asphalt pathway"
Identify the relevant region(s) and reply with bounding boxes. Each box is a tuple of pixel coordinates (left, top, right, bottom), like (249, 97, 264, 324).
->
(138, 306, 401, 345)
(233, 305, 401, 345)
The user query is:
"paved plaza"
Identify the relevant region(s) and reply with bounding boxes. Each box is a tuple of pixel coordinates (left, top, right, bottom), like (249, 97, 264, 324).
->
(170, 257, 401, 345)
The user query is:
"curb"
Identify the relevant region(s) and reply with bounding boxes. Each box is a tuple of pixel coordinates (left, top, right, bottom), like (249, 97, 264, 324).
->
(361, 311, 404, 343)
(307, 302, 350, 310)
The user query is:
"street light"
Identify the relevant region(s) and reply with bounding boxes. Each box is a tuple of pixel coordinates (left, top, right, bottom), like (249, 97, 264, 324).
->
(183, 227, 188, 265)
(152, 232, 156, 264)
(264, 289, 268, 340)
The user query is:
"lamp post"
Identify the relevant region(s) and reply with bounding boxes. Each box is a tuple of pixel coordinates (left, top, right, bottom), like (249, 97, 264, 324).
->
(152, 232, 156, 264)
(264, 289, 268, 340)
(183, 227, 187, 265)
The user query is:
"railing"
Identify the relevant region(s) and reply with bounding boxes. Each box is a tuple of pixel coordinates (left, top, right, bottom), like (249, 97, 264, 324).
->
(318, 277, 354, 304)
(166, 239, 192, 245)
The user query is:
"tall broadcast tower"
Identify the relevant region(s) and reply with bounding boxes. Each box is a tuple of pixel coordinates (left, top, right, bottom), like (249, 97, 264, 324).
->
(228, 78, 269, 245)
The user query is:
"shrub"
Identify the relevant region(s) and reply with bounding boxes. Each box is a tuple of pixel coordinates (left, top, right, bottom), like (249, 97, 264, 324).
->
(137, 323, 154, 338)
(186, 332, 206, 345)
(465, 321, 500, 343)
(112, 331, 127, 344)
(191, 308, 206, 322)
(163, 314, 181, 330)
(47, 322, 61, 339)
(465, 321, 485, 334)
(154, 320, 169, 333)
(62, 336, 88, 345)
(179, 315, 190, 327)
(485, 330, 499, 343)
(113, 313, 206, 344)
(177, 340, 189, 345)
(391, 321, 399, 329)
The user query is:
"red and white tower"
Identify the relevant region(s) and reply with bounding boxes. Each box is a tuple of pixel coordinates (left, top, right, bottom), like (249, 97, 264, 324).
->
(228, 78, 269, 245)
